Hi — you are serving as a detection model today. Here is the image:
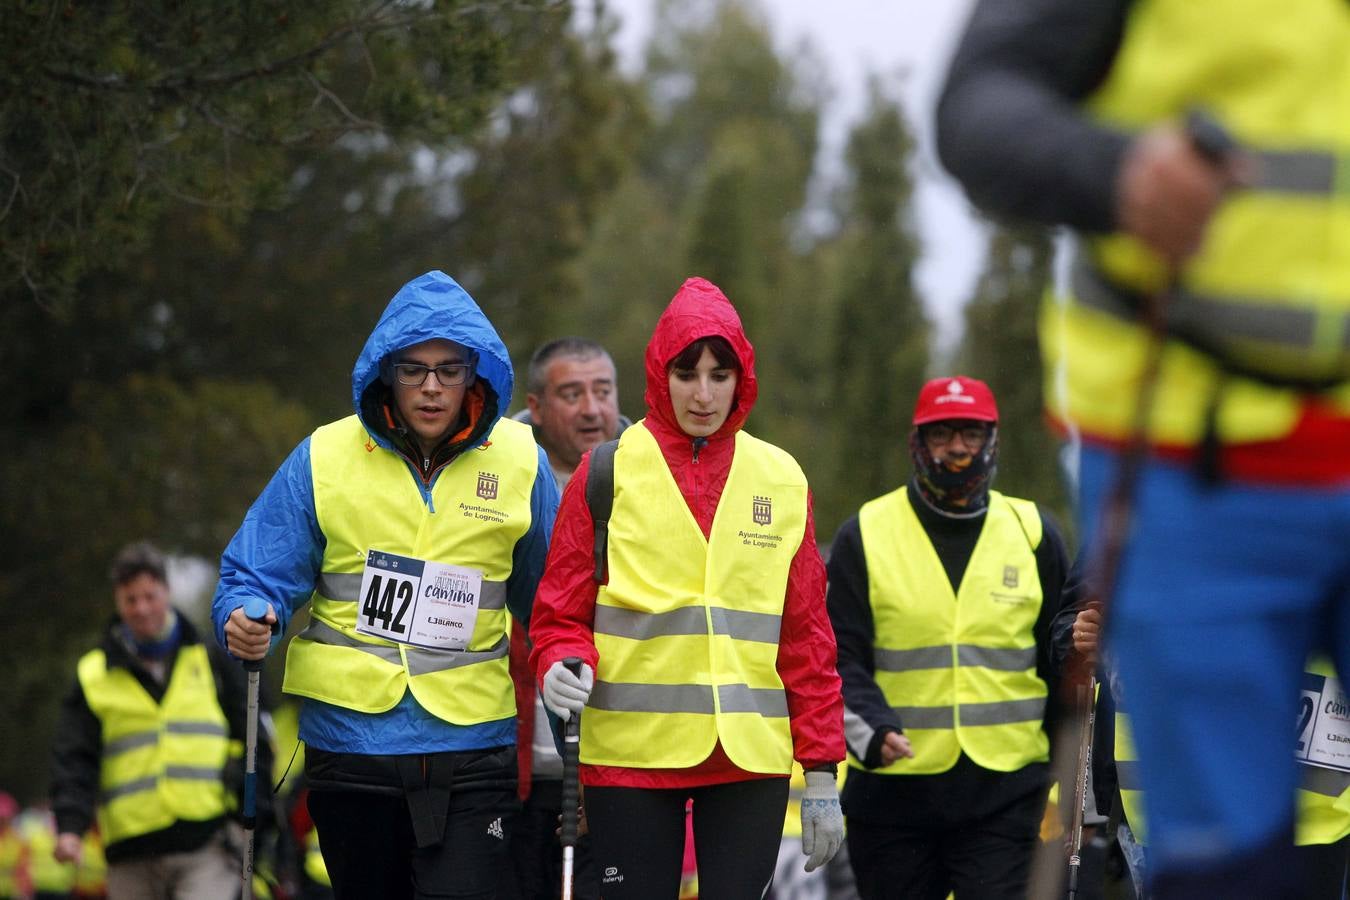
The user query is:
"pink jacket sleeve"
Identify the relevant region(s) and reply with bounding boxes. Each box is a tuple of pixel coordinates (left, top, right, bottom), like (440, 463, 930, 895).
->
(778, 491, 846, 769)
(528, 453, 601, 683)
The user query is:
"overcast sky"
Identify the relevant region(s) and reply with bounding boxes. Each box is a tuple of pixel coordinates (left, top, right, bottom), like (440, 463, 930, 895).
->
(595, 0, 985, 352)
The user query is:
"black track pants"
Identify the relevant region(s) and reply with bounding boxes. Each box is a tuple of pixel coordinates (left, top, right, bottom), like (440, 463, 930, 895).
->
(846, 775, 1043, 900)
(308, 772, 516, 898)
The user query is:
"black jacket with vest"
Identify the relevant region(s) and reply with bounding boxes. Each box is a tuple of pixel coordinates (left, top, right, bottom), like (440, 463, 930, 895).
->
(825, 483, 1080, 825)
(49, 611, 272, 862)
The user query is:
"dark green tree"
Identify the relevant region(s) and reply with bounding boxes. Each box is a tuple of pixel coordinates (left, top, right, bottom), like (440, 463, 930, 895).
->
(573, 0, 829, 435)
(1, 0, 565, 309)
(447, 7, 645, 406)
(0, 375, 314, 802)
(816, 79, 930, 535)
(955, 222, 1071, 530)
(0, 0, 570, 799)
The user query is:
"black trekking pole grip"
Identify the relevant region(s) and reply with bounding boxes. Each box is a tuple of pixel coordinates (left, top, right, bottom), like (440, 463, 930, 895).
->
(560, 657, 584, 850)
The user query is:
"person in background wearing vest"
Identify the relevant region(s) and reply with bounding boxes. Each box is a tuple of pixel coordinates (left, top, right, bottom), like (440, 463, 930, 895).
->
(825, 376, 1076, 899)
(504, 337, 630, 900)
(0, 792, 28, 900)
(1062, 606, 1350, 899)
(49, 541, 266, 898)
(936, 2, 1350, 896)
(215, 270, 559, 900)
(18, 803, 75, 900)
(527, 277, 846, 898)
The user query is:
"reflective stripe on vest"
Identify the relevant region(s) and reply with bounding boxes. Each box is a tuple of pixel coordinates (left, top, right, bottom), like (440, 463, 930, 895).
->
(582, 424, 805, 773)
(1042, 0, 1350, 446)
(854, 488, 1048, 775)
(77, 644, 231, 846)
(1071, 259, 1350, 384)
(316, 571, 507, 610)
(284, 414, 536, 725)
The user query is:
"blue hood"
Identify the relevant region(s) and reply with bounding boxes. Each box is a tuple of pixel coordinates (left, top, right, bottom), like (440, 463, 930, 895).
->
(352, 271, 514, 446)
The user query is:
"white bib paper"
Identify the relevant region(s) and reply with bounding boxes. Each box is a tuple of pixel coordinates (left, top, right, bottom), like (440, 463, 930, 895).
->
(355, 549, 483, 651)
(1297, 673, 1350, 773)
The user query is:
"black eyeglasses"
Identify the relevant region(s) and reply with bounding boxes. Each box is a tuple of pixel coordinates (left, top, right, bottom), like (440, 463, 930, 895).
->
(924, 423, 990, 448)
(393, 363, 471, 387)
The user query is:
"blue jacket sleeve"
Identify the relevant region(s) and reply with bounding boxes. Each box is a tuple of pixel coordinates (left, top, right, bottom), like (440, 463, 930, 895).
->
(505, 445, 560, 629)
(212, 437, 324, 654)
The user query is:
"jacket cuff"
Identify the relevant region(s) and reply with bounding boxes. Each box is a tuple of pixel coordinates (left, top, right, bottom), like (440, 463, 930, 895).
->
(863, 727, 899, 770)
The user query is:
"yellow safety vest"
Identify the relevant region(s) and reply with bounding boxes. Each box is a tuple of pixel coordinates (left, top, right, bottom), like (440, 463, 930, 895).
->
(1114, 710, 1147, 843)
(0, 826, 23, 898)
(18, 815, 74, 894)
(77, 644, 233, 848)
(1116, 661, 1350, 846)
(73, 829, 106, 896)
(855, 488, 1048, 775)
(1042, 0, 1350, 447)
(284, 415, 536, 725)
(304, 826, 331, 887)
(582, 425, 806, 773)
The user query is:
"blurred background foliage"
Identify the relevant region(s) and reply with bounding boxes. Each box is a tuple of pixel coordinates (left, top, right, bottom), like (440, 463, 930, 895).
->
(0, 0, 1066, 797)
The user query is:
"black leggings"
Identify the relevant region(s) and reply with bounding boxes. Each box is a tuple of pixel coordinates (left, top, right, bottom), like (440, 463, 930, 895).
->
(585, 778, 789, 900)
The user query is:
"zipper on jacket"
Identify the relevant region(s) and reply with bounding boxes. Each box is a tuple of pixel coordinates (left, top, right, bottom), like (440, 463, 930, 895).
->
(397, 450, 450, 513)
(692, 436, 708, 463)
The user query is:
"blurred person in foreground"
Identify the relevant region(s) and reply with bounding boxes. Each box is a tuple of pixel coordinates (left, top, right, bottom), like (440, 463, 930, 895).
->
(825, 376, 1075, 899)
(529, 277, 846, 898)
(937, 3, 1350, 896)
(215, 270, 558, 899)
(505, 336, 630, 900)
(1061, 605, 1350, 899)
(50, 541, 264, 897)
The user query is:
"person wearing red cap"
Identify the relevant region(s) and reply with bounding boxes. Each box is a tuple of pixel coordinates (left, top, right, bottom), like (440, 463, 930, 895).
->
(824, 375, 1077, 899)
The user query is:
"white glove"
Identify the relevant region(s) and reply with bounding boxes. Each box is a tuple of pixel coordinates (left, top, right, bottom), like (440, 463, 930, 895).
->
(801, 769, 844, 873)
(541, 660, 594, 721)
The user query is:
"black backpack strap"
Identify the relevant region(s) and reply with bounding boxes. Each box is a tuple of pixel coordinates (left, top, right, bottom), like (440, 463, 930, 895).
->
(585, 439, 619, 584)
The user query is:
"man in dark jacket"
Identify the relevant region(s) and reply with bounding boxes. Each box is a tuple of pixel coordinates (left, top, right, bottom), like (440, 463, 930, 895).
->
(50, 541, 268, 897)
(825, 376, 1075, 899)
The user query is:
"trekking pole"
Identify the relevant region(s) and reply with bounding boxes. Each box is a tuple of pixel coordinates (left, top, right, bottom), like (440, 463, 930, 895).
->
(1045, 110, 1240, 900)
(560, 656, 584, 900)
(239, 597, 272, 900)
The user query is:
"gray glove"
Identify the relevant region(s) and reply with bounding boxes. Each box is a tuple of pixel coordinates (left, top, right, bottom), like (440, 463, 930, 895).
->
(541, 660, 594, 722)
(801, 769, 844, 872)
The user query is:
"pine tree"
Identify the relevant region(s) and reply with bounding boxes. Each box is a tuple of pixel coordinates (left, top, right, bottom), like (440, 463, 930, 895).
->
(817, 79, 930, 535)
(955, 223, 1071, 530)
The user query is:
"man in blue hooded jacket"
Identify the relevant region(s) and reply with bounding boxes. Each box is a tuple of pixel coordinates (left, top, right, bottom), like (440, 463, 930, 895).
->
(214, 271, 559, 899)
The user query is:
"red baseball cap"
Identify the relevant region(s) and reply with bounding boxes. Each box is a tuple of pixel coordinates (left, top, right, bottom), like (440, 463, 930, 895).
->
(912, 375, 998, 425)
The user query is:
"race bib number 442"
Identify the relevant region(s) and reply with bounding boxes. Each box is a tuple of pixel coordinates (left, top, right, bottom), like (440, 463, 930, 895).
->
(355, 550, 483, 651)
(1298, 673, 1350, 773)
